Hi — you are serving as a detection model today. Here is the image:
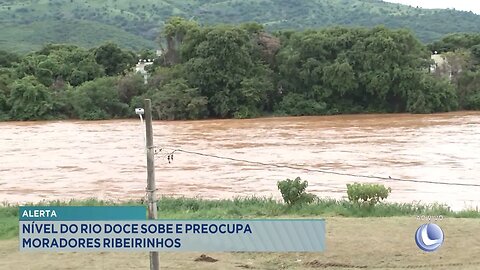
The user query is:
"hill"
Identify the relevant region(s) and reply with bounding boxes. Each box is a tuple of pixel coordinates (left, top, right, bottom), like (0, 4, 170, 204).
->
(1, 0, 480, 52)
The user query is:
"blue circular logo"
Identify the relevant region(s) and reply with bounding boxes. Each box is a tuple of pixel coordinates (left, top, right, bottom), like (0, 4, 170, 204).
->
(415, 223, 444, 252)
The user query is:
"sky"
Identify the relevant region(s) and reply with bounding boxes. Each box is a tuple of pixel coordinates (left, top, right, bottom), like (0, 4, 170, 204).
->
(384, 0, 480, 14)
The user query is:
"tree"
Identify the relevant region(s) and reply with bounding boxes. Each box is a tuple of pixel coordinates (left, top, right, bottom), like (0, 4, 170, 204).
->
(251, 31, 281, 67)
(428, 33, 480, 53)
(275, 26, 446, 115)
(160, 17, 199, 66)
(406, 74, 458, 113)
(69, 77, 129, 119)
(75, 58, 105, 84)
(116, 73, 147, 104)
(14, 45, 105, 87)
(137, 49, 157, 61)
(471, 45, 480, 67)
(69, 69, 88, 87)
(275, 92, 327, 116)
(94, 43, 136, 76)
(7, 76, 54, 120)
(147, 79, 208, 120)
(181, 25, 273, 118)
(456, 71, 480, 109)
(431, 49, 480, 110)
(440, 50, 471, 80)
(0, 68, 18, 119)
(0, 50, 21, 68)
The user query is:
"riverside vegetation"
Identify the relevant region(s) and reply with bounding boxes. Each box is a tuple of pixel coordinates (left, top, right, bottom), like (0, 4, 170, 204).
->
(1, 18, 480, 121)
(1, 179, 479, 240)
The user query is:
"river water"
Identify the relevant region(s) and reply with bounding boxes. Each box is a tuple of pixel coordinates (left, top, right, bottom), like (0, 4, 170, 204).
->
(1, 112, 479, 211)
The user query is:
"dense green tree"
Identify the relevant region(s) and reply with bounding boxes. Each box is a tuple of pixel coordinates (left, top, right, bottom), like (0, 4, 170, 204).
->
(471, 45, 480, 67)
(14, 45, 105, 87)
(275, 92, 327, 116)
(428, 33, 480, 53)
(455, 71, 480, 109)
(160, 17, 199, 66)
(0, 92, 8, 119)
(147, 79, 208, 120)
(75, 58, 105, 85)
(0, 50, 21, 68)
(7, 76, 54, 120)
(1, 21, 479, 122)
(275, 26, 455, 115)
(406, 75, 458, 113)
(145, 66, 181, 90)
(234, 69, 274, 118)
(0, 68, 18, 119)
(116, 73, 147, 104)
(69, 70, 88, 87)
(68, 77, 129, 120)
(94, 43, 136, 76)
(36, 44, 80, 56)
(137, 49, 157, 60)
(181, 25, 274, 118)
(430, 46, 480, 110)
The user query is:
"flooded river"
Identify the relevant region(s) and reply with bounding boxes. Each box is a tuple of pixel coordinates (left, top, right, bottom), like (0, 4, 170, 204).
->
(1, 112, 479, 211)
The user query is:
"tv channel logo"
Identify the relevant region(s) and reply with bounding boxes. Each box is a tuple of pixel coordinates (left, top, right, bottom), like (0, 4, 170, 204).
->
(415, 223, 444, 252)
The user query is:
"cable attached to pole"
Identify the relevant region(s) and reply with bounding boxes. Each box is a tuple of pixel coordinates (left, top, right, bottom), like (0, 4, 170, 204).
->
(154, 148, 480, 188)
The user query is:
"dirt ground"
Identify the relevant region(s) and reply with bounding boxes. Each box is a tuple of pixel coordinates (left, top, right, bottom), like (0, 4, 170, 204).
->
(1, 217, 479, 270)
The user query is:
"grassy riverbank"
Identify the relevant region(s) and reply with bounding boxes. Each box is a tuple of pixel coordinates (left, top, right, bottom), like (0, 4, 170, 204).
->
(2, 197, 479, 240)
(3, 217, 480, 269)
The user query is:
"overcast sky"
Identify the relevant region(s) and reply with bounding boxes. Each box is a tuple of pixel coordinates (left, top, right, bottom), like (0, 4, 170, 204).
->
(384, 0, 480, 14)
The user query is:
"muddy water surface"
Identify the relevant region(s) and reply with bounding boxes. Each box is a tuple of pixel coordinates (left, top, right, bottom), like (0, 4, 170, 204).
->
(1, 112, 479, 211)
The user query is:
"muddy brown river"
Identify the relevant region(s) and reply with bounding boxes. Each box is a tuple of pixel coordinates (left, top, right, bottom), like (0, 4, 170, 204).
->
(1, 112, 479, 211)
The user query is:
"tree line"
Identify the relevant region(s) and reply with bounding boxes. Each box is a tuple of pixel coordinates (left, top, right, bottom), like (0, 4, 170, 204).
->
(0, 18, 479, 121)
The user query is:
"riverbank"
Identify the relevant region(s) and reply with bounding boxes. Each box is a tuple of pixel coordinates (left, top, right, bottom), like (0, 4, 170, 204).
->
(2, 197, 479, 240)
(1, 110, 479, 123)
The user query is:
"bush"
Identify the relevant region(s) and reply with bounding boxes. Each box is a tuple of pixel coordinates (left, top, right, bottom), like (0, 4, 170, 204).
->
(275, 93, 328, 116)
(277, 177, 316, 205)
(346, 182, 392, 206)
(146, 79, 208, 120)
(68, 77, 129, 120)
(406, 75, 458, 113)
(7, 76, 54, 120)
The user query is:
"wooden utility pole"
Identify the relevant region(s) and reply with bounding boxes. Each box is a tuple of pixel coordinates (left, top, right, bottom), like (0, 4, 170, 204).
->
(145, 99, 159, 270)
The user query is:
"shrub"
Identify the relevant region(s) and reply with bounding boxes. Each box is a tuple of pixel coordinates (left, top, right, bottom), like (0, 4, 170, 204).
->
(7, 76, 54, 120)
(146, 79, 208, 120)
(346, 182, 392, 206)
(275, 93, 328, 116)
(69, 77, 129, 120)
(277, 177, 316, 205)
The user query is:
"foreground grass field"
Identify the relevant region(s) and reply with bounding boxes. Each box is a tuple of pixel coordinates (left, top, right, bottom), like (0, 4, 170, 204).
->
(1, 197, 480, 269)
(1, 197, 479, 240)
(1, 217, 480, 269)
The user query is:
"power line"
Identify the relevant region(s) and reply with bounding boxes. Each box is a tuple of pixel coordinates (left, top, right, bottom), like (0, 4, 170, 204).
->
(153, 146, 343, 190)
(154, 147, 480, 188)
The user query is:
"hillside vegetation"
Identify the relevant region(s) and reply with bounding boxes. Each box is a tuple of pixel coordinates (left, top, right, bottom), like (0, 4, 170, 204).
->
(1, 0, 480, 52)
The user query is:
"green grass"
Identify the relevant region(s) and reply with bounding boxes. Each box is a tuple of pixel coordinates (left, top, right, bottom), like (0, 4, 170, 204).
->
(0, 206, 17, 240)
(1, 197, 479, 240)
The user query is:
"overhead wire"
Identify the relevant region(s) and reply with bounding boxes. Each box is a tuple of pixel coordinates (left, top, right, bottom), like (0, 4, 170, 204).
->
(153, 147, 480, 188)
